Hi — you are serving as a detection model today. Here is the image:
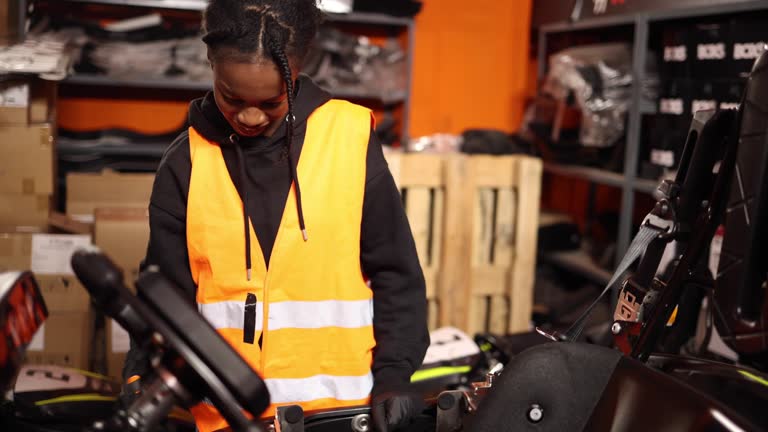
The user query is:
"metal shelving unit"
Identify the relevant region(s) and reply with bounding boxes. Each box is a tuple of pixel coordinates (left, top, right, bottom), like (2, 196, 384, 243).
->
(542, 249, 612, 287)
(59, 0, 416, 143)
(64, 0, 414, 26)
(64, 73, 408, 104)
(538, 0, 768, 266)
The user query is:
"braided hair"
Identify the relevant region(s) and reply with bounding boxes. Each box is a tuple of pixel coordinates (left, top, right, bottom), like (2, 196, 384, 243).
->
(203, 0, 322, 251)
(202, 0, 323, 160)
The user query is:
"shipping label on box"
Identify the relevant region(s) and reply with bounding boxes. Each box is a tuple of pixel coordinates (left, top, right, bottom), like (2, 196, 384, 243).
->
(0, 80, 29, 125)
(30, 234, 92, 275)
(67, 171, 154, 223)
(0, 124, 54, 195)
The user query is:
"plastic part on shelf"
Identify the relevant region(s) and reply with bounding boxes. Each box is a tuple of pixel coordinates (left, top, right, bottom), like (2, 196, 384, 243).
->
(318, 0, 353, 14)
(542, 43, 633, 149)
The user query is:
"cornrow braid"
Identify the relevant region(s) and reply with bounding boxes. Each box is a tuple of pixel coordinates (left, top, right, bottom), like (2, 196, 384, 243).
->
(203, 0, 322, 62)
(265, 27, 306, 238)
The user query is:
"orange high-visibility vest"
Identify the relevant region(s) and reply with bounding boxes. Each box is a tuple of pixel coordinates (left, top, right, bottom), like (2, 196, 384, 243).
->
(186, 100, 376, 432)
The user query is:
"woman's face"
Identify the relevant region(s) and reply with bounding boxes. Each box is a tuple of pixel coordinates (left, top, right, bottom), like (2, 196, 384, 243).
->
(211, 55, 295, 138)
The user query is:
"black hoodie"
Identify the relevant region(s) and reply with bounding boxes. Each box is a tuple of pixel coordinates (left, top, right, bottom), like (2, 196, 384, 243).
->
(126, 75, 429, 397)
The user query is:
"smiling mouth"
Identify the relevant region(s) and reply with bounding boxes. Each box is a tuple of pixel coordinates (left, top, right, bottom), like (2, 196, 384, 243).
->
(237, 125, 266, 136)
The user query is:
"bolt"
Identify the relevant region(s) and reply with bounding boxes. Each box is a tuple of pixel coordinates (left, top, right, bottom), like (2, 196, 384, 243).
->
(126, 416, 139, 429)
(528, 404, 543, 423)
(152, 332, 165, 345)
(437, 393, 456, 410)
(351, 414, 371, 432)
(611, 322, 622, 335)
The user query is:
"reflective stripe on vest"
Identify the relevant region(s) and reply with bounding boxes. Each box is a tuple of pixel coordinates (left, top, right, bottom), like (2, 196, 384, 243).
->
(266, 372, 374, 404)
(186, 99, 376, 432)
(201, 299, 373, 332)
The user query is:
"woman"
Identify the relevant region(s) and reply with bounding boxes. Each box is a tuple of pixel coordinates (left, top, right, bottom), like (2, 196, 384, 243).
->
(125, 1, 429, 431)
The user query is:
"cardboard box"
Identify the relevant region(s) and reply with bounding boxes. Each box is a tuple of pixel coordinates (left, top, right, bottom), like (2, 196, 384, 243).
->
(0, 79, 29, 124)
(0, 194, 50, 229)
(94, 208, 149, 289)
(67, 171, 155, 223)
(0, 232, 32, 272)
(0, 124, 54, 195)
(26, 309, 94, 370)
(34, 274, 90, 313)
(0, 232, 91, 274)
(106, 319, 130, 380)
(29, 79, 57, 124)
(0, 78, 56, 125)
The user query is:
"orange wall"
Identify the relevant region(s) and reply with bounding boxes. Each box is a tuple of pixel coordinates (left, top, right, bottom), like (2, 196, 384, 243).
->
(409, 0, 533, 136)
(58, 97, 189, 134)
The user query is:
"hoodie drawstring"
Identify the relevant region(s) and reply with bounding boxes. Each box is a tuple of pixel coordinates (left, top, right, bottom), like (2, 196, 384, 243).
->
(231, 134, 253, 281)
(288, 150, 308, 242)
(229, 130, 308, 282)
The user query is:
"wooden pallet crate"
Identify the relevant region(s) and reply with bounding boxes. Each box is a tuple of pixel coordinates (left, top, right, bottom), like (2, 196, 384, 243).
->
(386, 151, 542, 335)
(386, 151, 445, 330)
(441, 154, 542, 335)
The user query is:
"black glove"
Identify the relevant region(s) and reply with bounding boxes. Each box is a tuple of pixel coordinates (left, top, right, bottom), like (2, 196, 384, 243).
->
(371, 391, 425, 432)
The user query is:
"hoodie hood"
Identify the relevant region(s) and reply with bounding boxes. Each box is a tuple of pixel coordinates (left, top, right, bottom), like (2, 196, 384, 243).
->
(188, 73, 332, 148)
(187, 74, 332, 280)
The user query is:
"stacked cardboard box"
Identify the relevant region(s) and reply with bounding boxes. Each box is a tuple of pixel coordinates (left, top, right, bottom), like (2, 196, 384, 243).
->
(0, 78, 57, 231)
(66, 171, 154, 223)
(65, 171, 154, 379)
(94, 208, 150, 380)
(0, 232, 95, 369)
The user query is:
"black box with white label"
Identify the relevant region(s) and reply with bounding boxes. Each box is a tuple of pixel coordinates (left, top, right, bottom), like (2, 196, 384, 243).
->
(729, 17, 767, 78)
(714, 79, 745, 111)
(660, 26, 690, 78)
(690, 22, 730, 79)
(658, 79, 692, 117)
(690, 81, 718, 116)
(639, 114, 691, 181)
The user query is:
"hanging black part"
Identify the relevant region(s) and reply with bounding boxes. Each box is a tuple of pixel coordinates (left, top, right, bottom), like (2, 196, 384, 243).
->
(244, 293, 257, 344)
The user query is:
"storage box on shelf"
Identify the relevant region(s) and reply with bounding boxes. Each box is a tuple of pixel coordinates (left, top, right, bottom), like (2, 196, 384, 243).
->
(0, 77, 58, 231)
(66, 170, 154, 224)
(385, 152, 542, 335)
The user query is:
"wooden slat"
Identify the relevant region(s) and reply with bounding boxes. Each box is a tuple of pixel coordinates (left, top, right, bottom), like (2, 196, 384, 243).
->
(423, 267, 438, 299)
(405, 187, 432, 269)
(494, 188, 516, 267)
(384, 151, 402, 189)
(428, 300, 439, 330)
(508, 157, 542, 333)
(442, 154, 473, 328)
(468, 156, 518, 187)
(471, 266, 508, 296)
(469, 296, 487, 335)
(489, 295, 509, 334)
(431, 188, 445, 268)
(472, 188, 495, 266)
(400, 153, 444, 187)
